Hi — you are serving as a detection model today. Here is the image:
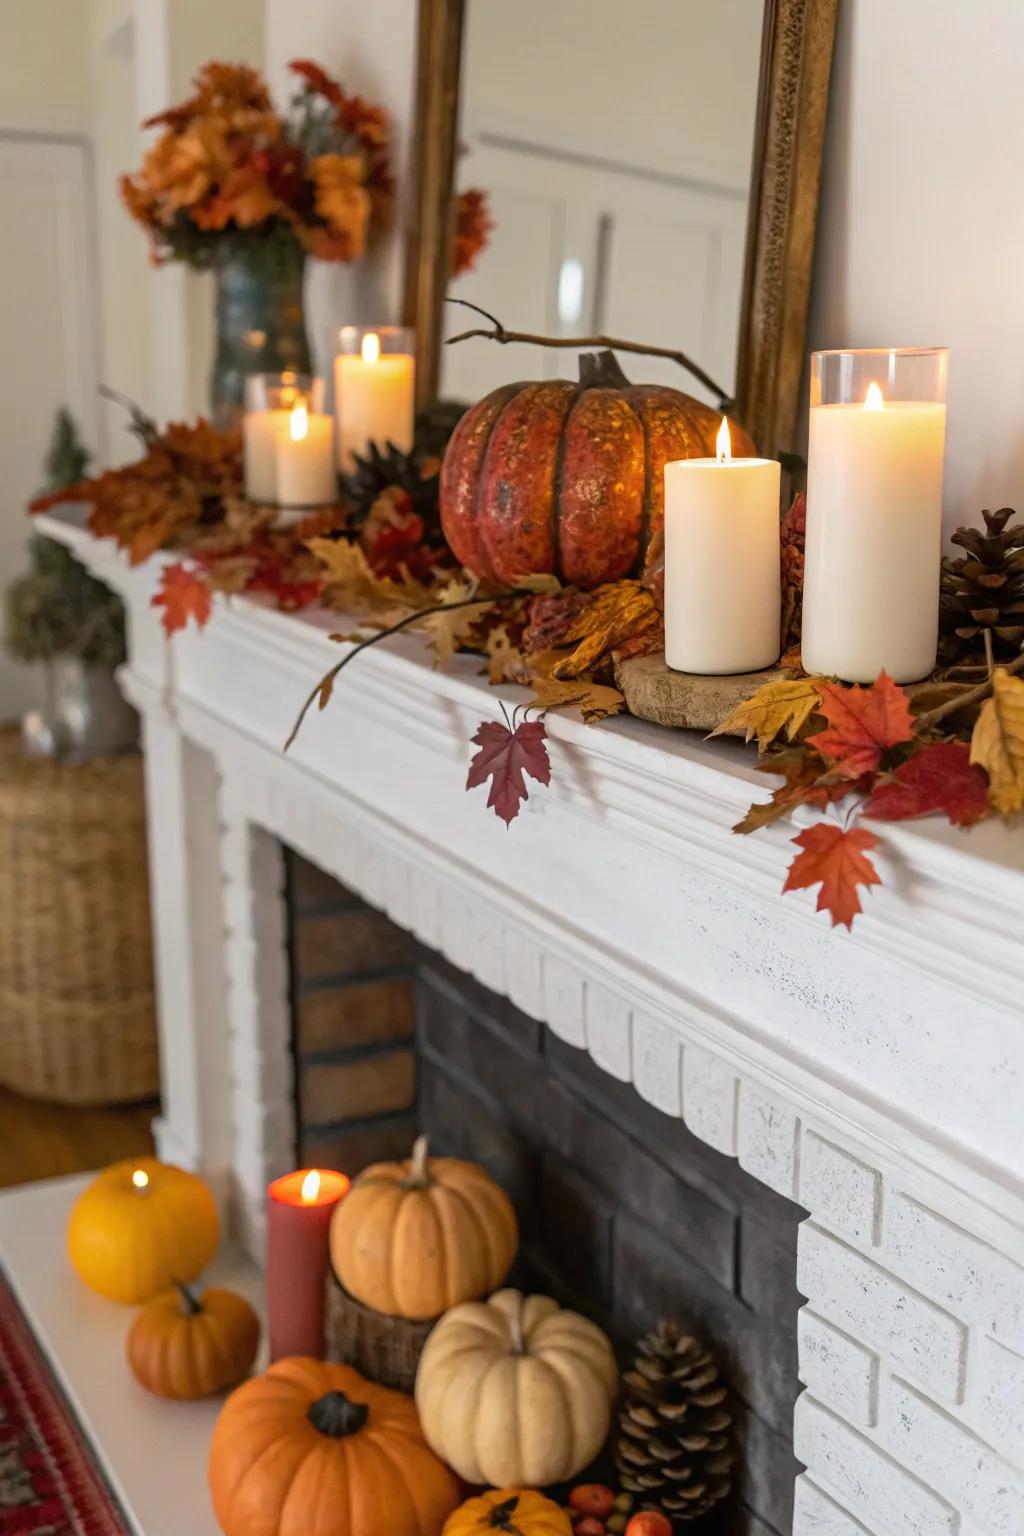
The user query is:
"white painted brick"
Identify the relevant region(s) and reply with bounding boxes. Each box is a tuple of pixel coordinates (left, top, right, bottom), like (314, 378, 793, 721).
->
(632, 1013, 683, 1117)
(799, 1309, 880, 1426)
(976, 1334, 1024, 1469)
(888, 1195, 1024, 1352)
(501, 929, 544, 1019)
(798, 1223, 967, 1403)
(887, 1378, 1024, 1534)
(801, 1131, 882, 1246)
(439, 887, 476, 973)
(737, 1081, 800, 1198)
(410, 865, 442, 950)
(793, 1475, 874, 1535)
(794, 1395, 957, 1536)
(468, 905, 506, 994)
(682, 1043, 738, 1155)
(585, 982, 632, 1082)
(543, 954, 586, 1047)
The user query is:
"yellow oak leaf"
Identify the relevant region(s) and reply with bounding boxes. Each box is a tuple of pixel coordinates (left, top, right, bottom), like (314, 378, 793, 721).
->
(710, 677, 826, 752)
(419, 575, 480, 667)
(969, 667, 1024, 816)
(526, 675, 626, 724)
(550, 581, 661, 680)
(306, 536, 430, 611)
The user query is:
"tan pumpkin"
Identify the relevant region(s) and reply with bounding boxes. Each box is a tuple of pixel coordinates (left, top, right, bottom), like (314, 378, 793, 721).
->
(440, 351, 757, 591)
(127, 1284, 260, 1400)
(209, 1357, 461, 1536)
(443, 1490, 572, 1536)
(330, 1136, 517, 1320)
(415, 1288, 618, 1487)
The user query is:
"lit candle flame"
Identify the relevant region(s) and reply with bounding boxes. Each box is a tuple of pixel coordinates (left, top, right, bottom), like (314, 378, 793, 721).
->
(716, 415, 732, 464)
(131, 1168, 150, 1190)
(864, 381, 885, 411)
(361, 331, 381, 365)
(289, 402, 309, 443)
(301, 1169, 321, 1203)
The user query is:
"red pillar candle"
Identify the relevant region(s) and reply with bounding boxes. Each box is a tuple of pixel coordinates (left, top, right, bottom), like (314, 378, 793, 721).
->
(266, 1168, 349, 1362)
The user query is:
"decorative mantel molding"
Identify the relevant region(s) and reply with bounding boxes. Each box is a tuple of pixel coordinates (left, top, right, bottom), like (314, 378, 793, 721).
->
(38, 509, 1024, 1536)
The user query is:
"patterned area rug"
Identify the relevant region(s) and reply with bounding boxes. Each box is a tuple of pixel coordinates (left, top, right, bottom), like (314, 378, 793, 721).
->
(0, 1268, 127, 1535)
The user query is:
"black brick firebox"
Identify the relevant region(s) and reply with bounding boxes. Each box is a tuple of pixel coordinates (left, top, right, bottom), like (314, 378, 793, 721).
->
(285, 852, 805, 1536)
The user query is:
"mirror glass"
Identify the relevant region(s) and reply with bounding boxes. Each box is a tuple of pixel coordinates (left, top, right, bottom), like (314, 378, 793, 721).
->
(440, 0, 765, 407)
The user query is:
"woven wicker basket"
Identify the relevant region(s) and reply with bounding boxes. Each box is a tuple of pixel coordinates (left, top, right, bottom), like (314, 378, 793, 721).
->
(0, 727, 158, 1105)
(324, 1269, 436, 1393)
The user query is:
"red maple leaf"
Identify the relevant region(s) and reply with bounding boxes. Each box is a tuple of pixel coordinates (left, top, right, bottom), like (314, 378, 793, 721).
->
(807, 671, 914, 778)
(782, 822, 882, 930)
(864, 740, 990, 827)
(152, 562, 212, 634)
(466, 719, 551, 825)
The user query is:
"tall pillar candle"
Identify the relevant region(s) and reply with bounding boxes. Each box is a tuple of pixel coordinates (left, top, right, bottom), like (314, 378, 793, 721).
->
(265, 1168, 349, 1361)
(334, 326, 415, 473)
(802, 347, 948, 683)
(664, 419, 781, 675)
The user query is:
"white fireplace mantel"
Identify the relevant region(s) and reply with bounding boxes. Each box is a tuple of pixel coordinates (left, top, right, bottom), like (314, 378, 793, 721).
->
(39, 508, 1024, 1536)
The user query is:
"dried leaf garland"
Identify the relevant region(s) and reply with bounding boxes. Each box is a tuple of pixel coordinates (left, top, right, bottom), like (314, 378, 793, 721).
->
(549, 581, 662, 680)
(466, 718, 551, 825)
(526, 676, 627, 724)
(152, 562, 212, 634)
(969, 667, 1024, 816)
(807, 671, 915, 778)
(864, 741, 990, 827)
(711, 677, 825, 752)
(782, 823, 882, 930)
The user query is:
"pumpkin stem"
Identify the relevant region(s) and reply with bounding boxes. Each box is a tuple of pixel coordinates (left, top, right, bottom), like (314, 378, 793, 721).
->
(405, 1135, 431, 1187)
(307, 1391, 369, 1438)
(488, 1496, 522, 1532)
(174, 1282, 202, 1317)
(577, 349, 633, 391)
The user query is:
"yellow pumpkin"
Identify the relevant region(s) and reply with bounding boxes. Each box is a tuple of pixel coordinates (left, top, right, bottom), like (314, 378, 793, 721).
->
(67, 1157, 219, 1304)
(127, 1284, 260, 1400)
(416, 1289, 618, 1487)
(443, 1490, 572, 1536)
(330, 1136, 517, 1320)
(209, 1357, 461, 1536)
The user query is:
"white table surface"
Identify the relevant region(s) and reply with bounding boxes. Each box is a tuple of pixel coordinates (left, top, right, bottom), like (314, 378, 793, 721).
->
(0, 1173, 263, 1536)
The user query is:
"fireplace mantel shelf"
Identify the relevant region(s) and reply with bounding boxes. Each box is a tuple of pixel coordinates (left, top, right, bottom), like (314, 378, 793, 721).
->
(35, 508, 1024, 1536)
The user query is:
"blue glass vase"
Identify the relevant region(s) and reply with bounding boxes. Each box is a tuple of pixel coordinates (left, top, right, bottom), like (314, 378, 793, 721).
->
(210, 240, 312, 426)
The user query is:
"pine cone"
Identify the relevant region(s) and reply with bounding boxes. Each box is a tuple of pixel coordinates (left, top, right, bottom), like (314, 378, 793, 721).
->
(343, 440, 440, 531)
(615, 1323, 733, 1523)
(939, 506, 1024, 665)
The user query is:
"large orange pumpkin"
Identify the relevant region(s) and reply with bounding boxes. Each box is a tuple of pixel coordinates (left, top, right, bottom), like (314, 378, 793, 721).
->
(329, 1135, 517, 1320)
(208, 1357, 461, 1536)
(440, 351, 756, 590)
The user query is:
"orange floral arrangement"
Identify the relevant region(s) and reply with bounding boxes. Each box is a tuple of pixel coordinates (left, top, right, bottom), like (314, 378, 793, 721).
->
(452, 188, 494, 278)
(120, 59, 392, 268)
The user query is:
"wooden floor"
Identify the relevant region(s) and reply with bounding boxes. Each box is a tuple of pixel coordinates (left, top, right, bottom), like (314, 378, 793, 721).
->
(0, 1086, 157, 1190)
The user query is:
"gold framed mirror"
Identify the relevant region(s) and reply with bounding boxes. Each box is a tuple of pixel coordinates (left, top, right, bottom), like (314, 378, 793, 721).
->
(403, 0, 837, 460)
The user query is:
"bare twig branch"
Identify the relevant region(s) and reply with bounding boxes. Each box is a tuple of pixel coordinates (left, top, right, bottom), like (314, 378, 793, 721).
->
(915, 648, 1024, 733)
(444, 298, 733, 411)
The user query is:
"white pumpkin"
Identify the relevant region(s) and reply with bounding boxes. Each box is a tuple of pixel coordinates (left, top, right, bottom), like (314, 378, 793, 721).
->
(415, 1288, 618, 1488)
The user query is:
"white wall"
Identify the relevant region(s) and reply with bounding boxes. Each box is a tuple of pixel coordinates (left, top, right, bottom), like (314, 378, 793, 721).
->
(0, 0, 92, 135)
(809, 0, 1024, 533)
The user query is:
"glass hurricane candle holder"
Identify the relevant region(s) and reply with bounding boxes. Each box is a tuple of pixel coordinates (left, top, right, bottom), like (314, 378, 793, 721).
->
(803, 347, 948, 683)
(333, 325, 415, 474)
(242, 373, 335, 512)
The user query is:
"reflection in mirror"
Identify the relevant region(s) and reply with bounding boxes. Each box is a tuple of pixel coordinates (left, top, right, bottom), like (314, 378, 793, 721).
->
(441, 0, 764, 407)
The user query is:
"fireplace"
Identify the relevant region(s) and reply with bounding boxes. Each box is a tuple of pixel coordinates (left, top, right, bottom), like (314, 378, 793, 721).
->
(41, 508, 1024, 1536)
(285, 852, 806, 1536)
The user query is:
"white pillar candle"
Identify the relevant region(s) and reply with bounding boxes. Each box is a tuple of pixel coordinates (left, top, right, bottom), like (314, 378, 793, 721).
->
(334, 331, 415, 473)
(803, 382, 946, 683)
(243, 411, 286, 503)
(275, 402, 336, 507)
(664, 419, 781, 675)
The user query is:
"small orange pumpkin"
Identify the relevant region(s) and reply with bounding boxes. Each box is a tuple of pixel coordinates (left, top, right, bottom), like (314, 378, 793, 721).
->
(330, 1135, 517, 1320)
(443, 1490, 572, 1536)
(209, 1358, 461, 1536)
(67, 1158, 219, 1304)
(127, 1284, 259, 1400)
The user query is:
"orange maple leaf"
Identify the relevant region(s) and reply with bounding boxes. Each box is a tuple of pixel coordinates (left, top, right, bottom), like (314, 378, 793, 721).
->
(807, 671, 913, 778)
(782, 822, 882, 930)
(152, 562, 212, 634)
